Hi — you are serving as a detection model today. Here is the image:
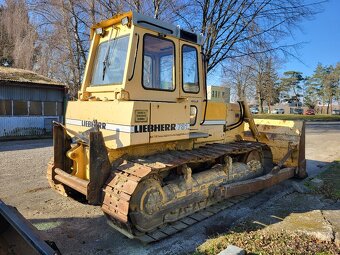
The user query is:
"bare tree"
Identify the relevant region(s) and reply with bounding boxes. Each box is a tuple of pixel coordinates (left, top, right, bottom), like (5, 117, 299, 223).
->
(125, 0, 187, 21)
(27, 0, 188, 95)
(255, 57, 280, 113)
(174, 0, 325, 73)
(29, 0, 127, 96)
(223, 57, 256, 102)
(0, 0, 37, 69)
(224, 54, 280, 110)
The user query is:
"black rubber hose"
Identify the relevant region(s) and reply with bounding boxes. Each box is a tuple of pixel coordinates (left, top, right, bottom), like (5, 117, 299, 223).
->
(200, 52, 208, 125)
(225, 101, 244, 130)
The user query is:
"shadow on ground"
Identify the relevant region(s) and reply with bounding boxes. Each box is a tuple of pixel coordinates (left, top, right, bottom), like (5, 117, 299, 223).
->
(0, 139, 52, 152)
(26, 160, 339, 255)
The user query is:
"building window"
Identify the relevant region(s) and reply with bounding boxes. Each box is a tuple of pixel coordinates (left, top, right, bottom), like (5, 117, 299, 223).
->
(142, 34, 175, 91)
(182, 45, 199, 93)
(0, 100, 12, 116)
(13, 101, 28, 115)
(57, 102, 63, 116)
(29, 101, 42, 115)
(44, 102, 56, 116)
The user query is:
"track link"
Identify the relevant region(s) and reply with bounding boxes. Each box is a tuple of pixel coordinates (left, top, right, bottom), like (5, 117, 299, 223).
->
(102, 141, 272, 242)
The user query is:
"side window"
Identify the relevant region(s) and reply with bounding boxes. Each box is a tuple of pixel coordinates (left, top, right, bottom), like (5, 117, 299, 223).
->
(160, 55, 174, 90)
(29, 101, 42, 115)
(13, 101, 28, 115)
(143, 55, 153, 87)
(0, 100, 12, 115)
(142, 35, 175, 91)
(44, 102, 57, 116)
(182, 45, 199, 93)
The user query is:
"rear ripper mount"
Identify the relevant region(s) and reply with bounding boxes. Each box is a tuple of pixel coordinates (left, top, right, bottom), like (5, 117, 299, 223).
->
(47, 123, 304, 242)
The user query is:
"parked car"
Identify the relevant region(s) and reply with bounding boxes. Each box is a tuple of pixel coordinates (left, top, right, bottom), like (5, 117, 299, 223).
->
(250, 107, 259, 114)
(332, 109, 340, 115)
(305, 109, 315, 115)
(292, 108, 304, 115)
(271, 108, 285, 114)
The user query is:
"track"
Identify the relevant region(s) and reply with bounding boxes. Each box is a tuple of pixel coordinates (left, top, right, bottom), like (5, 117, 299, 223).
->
(102, 141, 273, 242)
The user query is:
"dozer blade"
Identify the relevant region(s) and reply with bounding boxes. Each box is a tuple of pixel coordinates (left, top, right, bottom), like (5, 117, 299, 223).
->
(245, 119, 306, 178)
(0, 200, 59, 255)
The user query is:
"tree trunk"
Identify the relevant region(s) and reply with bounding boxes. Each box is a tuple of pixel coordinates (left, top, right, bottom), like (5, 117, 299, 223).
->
(326, 102, 330, 114)
(260, 99, 264, 114)
(267, 102, 271, 113)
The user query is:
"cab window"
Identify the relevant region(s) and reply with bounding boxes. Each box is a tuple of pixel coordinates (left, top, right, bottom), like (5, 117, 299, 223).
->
(182, 45, 199, 93)
(91, 35, 129, 86)
(142, 34, 175, 91)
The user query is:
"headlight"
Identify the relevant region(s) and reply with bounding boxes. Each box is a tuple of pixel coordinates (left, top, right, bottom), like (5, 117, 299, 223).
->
(95, 27, 105, 37)
(121, 17, 129, 26)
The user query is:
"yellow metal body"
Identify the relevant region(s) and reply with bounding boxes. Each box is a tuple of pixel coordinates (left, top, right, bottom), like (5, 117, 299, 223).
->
(247, 119, 305, 168)
(63, 11, 305, 181)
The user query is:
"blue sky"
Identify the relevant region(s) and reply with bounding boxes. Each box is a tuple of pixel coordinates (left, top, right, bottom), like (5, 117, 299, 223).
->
(280, 0, 340, 77)
(208, 0, 340, 85)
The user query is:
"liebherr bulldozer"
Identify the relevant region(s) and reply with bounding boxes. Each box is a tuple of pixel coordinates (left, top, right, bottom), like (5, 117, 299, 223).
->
(47, 11, 306, 242)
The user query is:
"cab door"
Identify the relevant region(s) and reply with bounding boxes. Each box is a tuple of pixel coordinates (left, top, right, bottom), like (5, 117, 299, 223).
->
(179, 42, 204, 131)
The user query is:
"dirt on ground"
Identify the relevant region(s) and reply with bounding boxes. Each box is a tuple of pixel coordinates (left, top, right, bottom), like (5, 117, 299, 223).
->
(0, 122, 339, 255)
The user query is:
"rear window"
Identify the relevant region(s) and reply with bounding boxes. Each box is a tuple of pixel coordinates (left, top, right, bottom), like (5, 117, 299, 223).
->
(182, 45, 199, 93)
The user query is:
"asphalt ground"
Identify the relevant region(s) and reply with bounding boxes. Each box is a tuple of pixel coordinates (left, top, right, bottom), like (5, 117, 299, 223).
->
(0, 122, 339, 254)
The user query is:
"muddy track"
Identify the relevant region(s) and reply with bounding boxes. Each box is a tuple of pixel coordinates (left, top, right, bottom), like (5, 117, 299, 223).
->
(102, 141, 272, 242)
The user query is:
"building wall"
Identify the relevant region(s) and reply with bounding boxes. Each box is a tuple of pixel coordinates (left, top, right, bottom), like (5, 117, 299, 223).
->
(0, 81, 65, 139)
(0, 116, 61, 137)
(207, 85, 230, 103)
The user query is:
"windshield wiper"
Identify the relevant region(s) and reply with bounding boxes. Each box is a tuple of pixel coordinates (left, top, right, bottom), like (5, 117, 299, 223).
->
(102, 48, 110, 80)
(102, 25, 119, 81)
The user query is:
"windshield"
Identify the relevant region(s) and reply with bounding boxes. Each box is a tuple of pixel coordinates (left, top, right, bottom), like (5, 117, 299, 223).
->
(91, 35, 129, 86)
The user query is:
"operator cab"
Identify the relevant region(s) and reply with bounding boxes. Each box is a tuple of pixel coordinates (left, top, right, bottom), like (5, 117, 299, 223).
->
(79, 12, 206, 131)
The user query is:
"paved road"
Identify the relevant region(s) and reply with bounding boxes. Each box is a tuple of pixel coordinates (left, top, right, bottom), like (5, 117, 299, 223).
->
(305, 122, 340, 176)
(0, 122, 339, 255)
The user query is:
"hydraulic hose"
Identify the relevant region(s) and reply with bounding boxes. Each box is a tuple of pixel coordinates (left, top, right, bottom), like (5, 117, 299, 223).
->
(224, 101, 245, 131)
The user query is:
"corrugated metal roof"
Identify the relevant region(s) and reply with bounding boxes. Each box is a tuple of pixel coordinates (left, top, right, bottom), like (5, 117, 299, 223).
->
(0, 84, 65, 101)
(0, 67, 65, 87)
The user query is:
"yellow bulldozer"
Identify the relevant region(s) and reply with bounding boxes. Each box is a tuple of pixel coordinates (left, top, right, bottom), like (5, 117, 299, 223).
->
(47, 11, 306, 242)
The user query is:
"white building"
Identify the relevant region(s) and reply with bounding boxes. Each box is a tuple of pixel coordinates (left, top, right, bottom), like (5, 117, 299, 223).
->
(207, 85, 230, 103)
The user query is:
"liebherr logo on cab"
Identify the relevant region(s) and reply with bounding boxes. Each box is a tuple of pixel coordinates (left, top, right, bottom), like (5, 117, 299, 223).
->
(134, 123, 189, 133)
(67, 118, 189, 133)
(81, 120, 107, 129)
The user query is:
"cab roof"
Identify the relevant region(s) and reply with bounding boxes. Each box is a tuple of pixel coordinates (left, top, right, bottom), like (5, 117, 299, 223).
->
(91, 11, 204, 46)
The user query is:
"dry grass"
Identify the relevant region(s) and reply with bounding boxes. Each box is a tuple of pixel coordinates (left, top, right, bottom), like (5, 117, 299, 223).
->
(0, 66, 63, 86)
(195, 162, 340, 255)
(254, 114, 340, 121)
(306, 160, 340, 200)
(195, 222, 339, 255)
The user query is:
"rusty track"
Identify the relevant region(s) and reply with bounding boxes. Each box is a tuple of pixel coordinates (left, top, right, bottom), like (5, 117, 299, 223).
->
(101, 141, 274, 242)
(106, 192, 257, 243)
